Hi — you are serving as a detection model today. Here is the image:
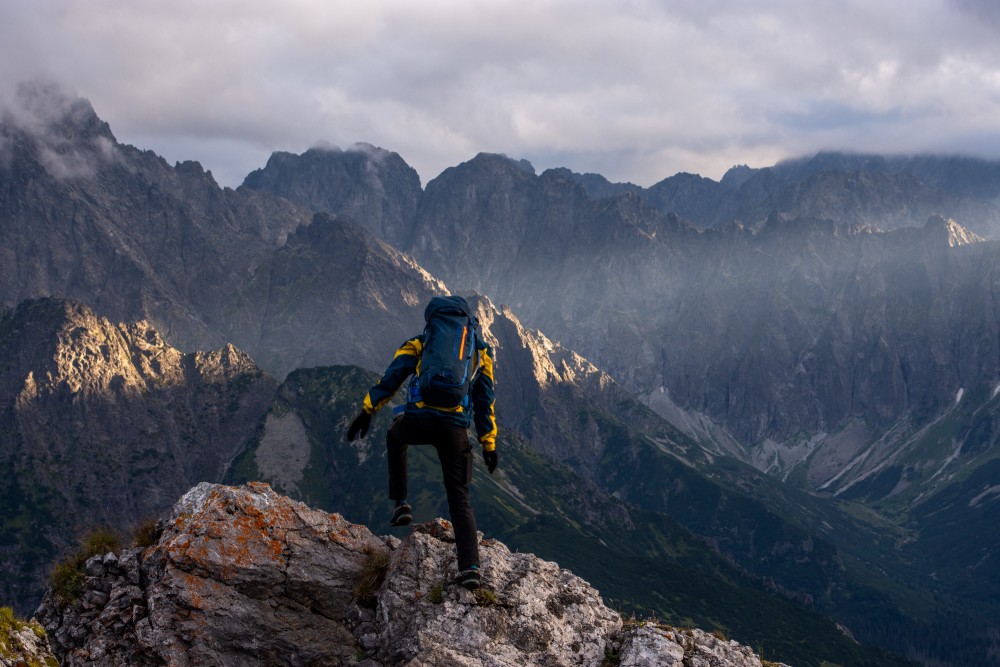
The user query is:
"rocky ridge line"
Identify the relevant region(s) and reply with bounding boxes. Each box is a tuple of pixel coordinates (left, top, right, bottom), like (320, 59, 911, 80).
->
(35, 483, 791, 667)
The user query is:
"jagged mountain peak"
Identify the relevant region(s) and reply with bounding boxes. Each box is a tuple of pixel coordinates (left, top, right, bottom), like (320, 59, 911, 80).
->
(472, 150, 536, 174)
(542, 166, 643, 200)
(922, 214, 985, 247)
(2, 80, 111, 142)
(240, 142, 422, 247)
(1, 298, 269, 401)
(1, 81, 119, 181)
(1, 298, 179, 397)
(442, 151, 537, 178)
(720, 163, 758, 189)
(470, 295, 608, 392)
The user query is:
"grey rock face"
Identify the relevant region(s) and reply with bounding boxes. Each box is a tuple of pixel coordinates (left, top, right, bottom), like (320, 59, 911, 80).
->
(365, 519, 619, 666)
(36, 483, 790, 667)
(0, 298, 278, 614)
(246, 211, 446, 376)
(241, 143, 423, 250)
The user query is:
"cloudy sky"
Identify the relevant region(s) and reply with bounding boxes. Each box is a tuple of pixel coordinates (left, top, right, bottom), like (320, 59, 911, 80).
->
(3, 0, 1000, 187)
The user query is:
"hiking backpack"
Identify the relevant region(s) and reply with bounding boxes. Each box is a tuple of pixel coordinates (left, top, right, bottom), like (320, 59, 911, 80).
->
(410, 295, 479, 409)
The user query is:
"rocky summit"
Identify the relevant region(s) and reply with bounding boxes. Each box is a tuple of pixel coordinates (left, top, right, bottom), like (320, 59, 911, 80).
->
(35, 482, 790, 667)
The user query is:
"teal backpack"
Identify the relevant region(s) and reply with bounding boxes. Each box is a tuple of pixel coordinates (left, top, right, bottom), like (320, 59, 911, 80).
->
(409, 296, 479, 409)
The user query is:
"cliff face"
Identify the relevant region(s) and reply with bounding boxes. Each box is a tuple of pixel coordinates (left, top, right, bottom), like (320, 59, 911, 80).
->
(0, 298, 277, 615)
(243, 211, 447, 376)
(241, 143, 423, 250)
(35, 482, 790, 667)
(0, 82, 310, 352)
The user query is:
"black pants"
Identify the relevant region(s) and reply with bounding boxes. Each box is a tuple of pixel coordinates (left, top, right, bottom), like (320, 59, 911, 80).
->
(387, 415, 480, 570)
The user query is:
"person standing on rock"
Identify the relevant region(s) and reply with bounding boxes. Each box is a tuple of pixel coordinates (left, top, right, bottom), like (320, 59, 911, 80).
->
(346, 295, 498, 590)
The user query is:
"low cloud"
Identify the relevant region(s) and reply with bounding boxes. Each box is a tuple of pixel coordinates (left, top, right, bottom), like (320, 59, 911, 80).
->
(1, 80, 123, 180)
(3, 1, 1000, 187)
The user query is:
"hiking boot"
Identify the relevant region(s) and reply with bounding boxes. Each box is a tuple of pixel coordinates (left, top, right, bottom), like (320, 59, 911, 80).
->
(455, 566, 481, 590)
(390, 503, 412, 526)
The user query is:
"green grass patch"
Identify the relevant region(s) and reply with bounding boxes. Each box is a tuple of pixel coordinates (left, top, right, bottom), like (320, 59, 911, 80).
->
(0, 606, 56, 667)
(48, 527, 123, 608)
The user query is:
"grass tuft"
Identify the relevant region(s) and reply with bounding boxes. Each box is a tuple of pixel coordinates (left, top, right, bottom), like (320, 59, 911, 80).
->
(601, 645, 621, 666)
(353, 545, 390, 608)
(472, 587, 498, 607)
(131, 516, 162, 549)
(81, 527, 122, 559)
(49, 561, 86, 608)
(48, 526, 123, 608)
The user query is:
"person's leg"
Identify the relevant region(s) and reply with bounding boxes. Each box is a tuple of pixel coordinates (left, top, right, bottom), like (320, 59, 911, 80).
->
(386, 416, 409, 503)
(432, 424, 480, 572)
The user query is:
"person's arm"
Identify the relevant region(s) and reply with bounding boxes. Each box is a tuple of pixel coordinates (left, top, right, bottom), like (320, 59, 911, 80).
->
(363, 337, 422, 414)
(347, 337, 421, 441)
(471, 342, 497, 459)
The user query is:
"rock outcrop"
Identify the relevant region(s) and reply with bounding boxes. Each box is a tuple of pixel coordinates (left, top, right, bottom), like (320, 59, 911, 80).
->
(0, 607, 57, 667)
(36, 482, 790, 667)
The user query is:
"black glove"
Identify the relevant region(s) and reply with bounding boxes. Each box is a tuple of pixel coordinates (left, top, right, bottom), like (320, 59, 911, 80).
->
(347, 411, 371, 441)
(482, 449, 498, 474)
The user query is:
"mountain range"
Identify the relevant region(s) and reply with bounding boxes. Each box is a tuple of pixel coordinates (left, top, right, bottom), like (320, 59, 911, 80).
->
(3, 80, 1000, 665)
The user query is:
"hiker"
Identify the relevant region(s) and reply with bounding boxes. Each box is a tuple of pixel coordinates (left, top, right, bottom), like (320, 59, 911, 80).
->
(346, 295, 498, 590)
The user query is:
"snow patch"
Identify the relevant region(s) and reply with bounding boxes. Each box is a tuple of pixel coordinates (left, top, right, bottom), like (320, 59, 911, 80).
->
(970, 485, 1000, 508)
(824, 447, 874, 492)
(929, 440, 964, 482)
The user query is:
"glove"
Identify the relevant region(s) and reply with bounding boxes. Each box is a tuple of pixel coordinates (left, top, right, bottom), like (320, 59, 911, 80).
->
(347, 411, 371, 441)
(482, 449, 498, 474)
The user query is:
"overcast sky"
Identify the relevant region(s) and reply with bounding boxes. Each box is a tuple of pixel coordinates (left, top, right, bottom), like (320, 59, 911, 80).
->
(3, 0, 1000, 188)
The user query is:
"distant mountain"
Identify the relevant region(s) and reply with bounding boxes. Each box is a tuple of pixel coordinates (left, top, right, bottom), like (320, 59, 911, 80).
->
(532, 152, 1000, 237)
(235, 210, 446, 376)
(241, 143, 422, 249)
(0, 82, 443, 378)
(0, 298, 276, 615)
(0, 82, 310, 351)
(644, 152, 1000, 236)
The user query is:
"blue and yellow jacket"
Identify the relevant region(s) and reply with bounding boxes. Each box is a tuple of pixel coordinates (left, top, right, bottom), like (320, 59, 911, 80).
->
(362, 335, 498, 451)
